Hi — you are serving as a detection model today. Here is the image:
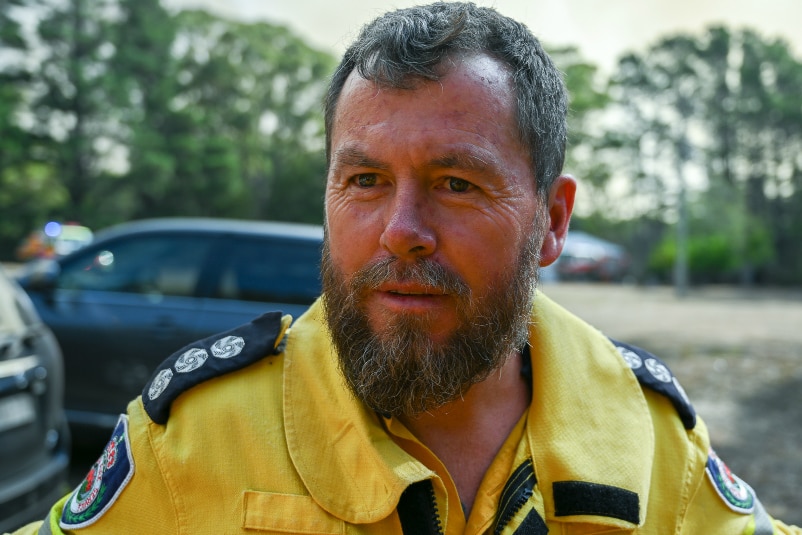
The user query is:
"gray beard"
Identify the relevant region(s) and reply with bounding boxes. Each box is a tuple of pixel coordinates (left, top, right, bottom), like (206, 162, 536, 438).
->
(321, 224, 543, 418)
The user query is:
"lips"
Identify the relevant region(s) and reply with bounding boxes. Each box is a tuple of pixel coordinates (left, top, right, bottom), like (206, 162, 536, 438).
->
(370, 282, 451, 315)
(350, 256, 469, 301)
(378, 283, 446, 297)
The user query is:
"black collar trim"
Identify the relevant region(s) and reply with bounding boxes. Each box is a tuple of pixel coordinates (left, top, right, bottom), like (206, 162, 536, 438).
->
(553, 480, 639, 524)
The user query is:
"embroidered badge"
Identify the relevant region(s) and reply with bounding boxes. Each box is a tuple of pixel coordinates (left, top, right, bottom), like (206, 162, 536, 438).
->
(644, 358, 672, 383)
(672, 376, 691, 406)
(211, 335, 245, 358)
(617, 346, 643, 369)
(61, 414, 135, 529)
(705, 448, 755, 514)
(141, 312, 283, 424)
(613, 340, 697, 430)
(175, 347, 208, 373)
(148, 368, 173, 400)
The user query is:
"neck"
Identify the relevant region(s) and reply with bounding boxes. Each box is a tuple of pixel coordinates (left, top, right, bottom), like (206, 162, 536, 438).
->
(398, 350, 531, 515)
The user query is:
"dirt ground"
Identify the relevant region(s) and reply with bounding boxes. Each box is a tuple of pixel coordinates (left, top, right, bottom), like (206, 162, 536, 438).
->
(541, 282, 802, 525)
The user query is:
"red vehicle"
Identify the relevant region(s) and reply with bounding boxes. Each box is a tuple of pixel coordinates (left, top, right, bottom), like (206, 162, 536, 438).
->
(16, 222, 93, 261)
(556, 231, 630, 282)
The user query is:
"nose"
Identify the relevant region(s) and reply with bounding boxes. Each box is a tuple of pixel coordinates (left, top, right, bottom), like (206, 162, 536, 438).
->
(379, 184, 436, 259)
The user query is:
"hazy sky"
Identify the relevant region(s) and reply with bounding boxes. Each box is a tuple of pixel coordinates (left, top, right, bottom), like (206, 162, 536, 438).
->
(163, 0, 801, 72)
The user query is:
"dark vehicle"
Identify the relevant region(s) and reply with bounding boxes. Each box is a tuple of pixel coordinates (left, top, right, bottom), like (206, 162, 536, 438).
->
(556, 231, 630, 282)
(0, 265, 70, 533)
(17, 218, 323, 433)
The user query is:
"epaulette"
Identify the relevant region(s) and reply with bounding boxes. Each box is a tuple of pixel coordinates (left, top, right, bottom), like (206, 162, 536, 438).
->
(142, 311, 286, 424)
(610, 339, 697, 430)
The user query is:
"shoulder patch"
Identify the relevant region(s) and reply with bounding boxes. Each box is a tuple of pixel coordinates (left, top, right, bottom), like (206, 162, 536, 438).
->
(610, 339, 697, 430)
(143, 311, 285, 424)
(705, 448, 756, 514)
(61, 415, 134, 529)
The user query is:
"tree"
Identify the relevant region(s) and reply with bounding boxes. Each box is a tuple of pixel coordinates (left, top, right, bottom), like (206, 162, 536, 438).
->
(610, 26, 802, 285)
(718, 29, 802, 283)
(97, 0, 186, 222)
(0, 0, 68, 257)
(0, 0, 31, 175)
(30, 0, 119, 223)
(547, 46, 614, 213)
(169, 10, 335, 223)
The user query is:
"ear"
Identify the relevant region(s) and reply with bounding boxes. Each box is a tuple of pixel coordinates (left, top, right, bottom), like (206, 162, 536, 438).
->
(539, 174, 576, 267)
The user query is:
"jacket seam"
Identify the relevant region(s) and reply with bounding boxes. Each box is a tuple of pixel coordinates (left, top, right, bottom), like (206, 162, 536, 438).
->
(146, 415, 184, 534)
(675, 425, 710, 534)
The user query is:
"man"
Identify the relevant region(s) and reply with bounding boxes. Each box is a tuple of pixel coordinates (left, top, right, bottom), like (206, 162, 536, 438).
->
(11, 2, 800, 534)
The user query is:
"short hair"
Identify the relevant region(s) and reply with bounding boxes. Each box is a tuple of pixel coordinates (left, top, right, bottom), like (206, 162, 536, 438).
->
(323, 1, 568, 196)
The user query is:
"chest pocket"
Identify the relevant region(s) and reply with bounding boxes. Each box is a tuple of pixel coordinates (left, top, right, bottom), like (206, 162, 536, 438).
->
(242, 491, 344, 534)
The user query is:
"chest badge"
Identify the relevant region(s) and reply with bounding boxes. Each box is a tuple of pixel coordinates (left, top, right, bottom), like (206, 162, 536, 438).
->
(705, 448, 755, 514)
(61, 414, 135, 529)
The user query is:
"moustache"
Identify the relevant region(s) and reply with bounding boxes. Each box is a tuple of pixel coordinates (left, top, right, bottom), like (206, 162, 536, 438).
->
(349, 257, 471, 297)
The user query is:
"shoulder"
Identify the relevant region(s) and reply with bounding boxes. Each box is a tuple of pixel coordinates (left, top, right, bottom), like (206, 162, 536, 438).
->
(608, 338, 697, 430)
(141, 312, 292, 425)
(604, 340, 788, 527)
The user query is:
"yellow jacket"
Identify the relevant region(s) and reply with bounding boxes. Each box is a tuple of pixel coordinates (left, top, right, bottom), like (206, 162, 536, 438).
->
(13, 294, 800, 534)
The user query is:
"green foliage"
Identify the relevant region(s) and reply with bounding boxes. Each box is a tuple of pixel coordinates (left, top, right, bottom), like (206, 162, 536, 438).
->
(1, 2, 802, 285)
(647, 217, 774, 283)
(28, 0, 119, 222)
(648, 234, 735, 282)
(168, 10, 334, 222)
(0, 162, 68, 257)
(547, 45, 613, 191)
(0, 0, 334, 258)
(0, 1, 52, 257)
(609, 25, 802, 284)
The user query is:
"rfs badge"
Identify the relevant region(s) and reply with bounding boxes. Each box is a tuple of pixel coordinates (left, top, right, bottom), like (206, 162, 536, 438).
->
(705, 448, 755, 514)
(61, 415, 135, 529)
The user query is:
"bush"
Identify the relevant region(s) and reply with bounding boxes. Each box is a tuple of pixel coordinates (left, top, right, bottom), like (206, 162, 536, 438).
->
(648, 234, 737, 283)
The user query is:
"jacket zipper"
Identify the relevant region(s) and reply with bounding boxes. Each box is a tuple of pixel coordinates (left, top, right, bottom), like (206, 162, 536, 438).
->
(493, 459, 536, 534)
(397, 479, 444, 535)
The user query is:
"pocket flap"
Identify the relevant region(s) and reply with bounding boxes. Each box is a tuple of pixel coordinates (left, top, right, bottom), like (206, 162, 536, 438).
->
(243, 491, 344, 534)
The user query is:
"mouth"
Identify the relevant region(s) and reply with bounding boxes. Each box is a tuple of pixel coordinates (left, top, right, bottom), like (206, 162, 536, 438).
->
(379, 283, 446, 297)
(361, 275, 461, 321)
(387, 289, 438, 296)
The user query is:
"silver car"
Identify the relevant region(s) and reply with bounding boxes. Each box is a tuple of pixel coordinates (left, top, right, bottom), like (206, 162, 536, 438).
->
(0, 265, 70, 532)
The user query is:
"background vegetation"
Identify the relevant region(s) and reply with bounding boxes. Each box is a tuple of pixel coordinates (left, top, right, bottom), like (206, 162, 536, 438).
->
(2, 0, 802, 285)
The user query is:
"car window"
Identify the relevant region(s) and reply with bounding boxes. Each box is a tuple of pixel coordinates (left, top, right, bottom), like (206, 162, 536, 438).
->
(215, 237, 321, 305)
(59, 234, 214, 297)
(0, 273, 25, 333)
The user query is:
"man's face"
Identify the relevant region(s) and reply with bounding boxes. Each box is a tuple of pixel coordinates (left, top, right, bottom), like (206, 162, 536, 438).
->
(322, 53, 547, 416)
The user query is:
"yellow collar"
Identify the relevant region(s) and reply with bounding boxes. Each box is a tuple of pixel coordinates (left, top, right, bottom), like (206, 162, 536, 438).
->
(527, 292, 652, 528)
(282, 300, 431, 524)
(281, 293, 653, 527)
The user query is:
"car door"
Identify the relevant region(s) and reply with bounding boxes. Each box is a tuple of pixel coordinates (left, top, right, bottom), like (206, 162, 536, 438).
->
(193, 234, 323, 337)
(36, 232, 219, 427)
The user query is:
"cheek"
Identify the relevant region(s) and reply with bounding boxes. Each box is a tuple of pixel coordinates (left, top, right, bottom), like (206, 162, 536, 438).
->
(325, 201, 378, 273)
(451, 219, 533, 283)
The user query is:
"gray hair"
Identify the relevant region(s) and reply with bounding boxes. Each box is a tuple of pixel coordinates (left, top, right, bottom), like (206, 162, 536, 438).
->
(323, 1, 568, 196)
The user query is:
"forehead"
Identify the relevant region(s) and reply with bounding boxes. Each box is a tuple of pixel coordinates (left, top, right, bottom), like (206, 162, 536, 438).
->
(331, 53, 520, 150)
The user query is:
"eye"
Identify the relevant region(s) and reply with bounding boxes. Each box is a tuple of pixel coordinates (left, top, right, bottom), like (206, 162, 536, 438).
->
(448, 177, 472, 193)
(354, 174, 378, 187)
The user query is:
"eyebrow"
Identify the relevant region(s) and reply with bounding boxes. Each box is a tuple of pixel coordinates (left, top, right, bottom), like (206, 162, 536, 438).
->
(332, 145, 493, 175)
(429, 152, 491, 173)
(331, 146, 389, 171)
